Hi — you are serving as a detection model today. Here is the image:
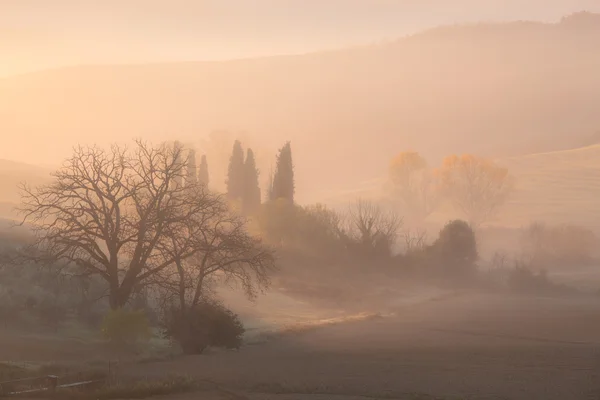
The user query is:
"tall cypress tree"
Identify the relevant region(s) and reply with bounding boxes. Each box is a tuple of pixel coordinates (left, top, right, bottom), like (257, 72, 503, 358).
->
(198, 154, 210, 187)
(243, 148, 261, 214)
(226, 140, 245, 200)
(185, 149, 197, 186)
(270, 141, 295, 203)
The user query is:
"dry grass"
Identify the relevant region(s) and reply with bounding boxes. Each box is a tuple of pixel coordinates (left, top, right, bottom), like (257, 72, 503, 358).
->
(71, 376, 200, 400)
(0, 365, 203, 400)
(246, 312, 386, 345)
(497, 144, 600, 230)
(4, 293, 600, 399)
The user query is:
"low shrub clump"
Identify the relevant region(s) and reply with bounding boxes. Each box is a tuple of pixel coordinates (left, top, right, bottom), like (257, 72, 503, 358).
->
(163, 300, 245, 355)
(508, 266, 576, 296)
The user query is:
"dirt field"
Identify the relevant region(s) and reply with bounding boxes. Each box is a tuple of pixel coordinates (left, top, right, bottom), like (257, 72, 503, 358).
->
(4, 292, 600, 399)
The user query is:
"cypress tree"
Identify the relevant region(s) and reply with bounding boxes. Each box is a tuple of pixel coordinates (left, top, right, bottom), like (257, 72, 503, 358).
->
(243, 148, 261, 215)
(198, 154, 210, 187)
(271, 141, 295, 203)
(185, 149, 197, 186)
(226, 140, 245, 200)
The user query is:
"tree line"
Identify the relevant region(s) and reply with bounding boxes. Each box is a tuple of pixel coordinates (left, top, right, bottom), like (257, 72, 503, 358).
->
(10, 139, 514, 311)
(2, 136, 529, 353)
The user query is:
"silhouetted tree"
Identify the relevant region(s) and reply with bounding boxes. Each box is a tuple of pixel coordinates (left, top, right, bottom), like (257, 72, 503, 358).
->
(342, 199, 402, 260)
(226, 140, 245, 201)
(186, 149, 197, 186)
(243, 148, 261, 215)
(270, 142, 294, 203)
(198, 154, 209, 187)
(434, 220, 478, 279)
(17, 140, 226, 309)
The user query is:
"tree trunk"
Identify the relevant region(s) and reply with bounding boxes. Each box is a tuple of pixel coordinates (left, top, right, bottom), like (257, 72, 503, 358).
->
(108, 286, 134, 310)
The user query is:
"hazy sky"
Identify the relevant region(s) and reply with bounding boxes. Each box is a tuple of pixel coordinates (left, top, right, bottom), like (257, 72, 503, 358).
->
(2, 0, 600, 77)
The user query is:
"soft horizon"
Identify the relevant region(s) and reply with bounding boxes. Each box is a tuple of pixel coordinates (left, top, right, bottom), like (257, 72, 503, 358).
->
(3, 0, 600, 78)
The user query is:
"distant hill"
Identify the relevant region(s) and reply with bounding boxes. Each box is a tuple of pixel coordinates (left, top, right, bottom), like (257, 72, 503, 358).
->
(2, 12, 600, 201)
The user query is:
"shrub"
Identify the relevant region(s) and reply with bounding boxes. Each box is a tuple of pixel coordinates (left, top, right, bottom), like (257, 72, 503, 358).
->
(163, 300, 245, 355)
(508, 265, 575, 296)
(433, 220, 478, 280)
(101, 309, 152, 346)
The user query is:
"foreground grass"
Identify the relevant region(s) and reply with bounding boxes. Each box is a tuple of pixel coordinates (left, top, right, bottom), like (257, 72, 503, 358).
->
(0, 362, 105, 383)
(53, 376, 201, 400)
(1, 363, 201, 399)
(250, 381, 459, 400)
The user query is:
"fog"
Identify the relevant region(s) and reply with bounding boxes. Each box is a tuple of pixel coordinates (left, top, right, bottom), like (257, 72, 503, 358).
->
(3, 0, 600, 77)
(1, 4, 600, 400)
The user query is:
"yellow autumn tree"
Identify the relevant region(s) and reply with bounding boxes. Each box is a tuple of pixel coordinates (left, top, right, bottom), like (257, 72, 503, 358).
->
(439, 154, 514, 227)
(388, 151, 440, 224)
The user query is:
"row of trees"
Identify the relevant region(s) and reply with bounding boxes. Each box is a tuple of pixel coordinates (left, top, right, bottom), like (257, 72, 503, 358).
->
(225, 140, 295, 213)
(388, 152, 514, 227)
(225, 140, 261, 214)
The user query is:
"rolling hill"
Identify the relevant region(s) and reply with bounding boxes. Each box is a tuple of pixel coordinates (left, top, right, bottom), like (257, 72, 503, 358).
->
(1, 12, 600, 203)
(321, 144, 600, 233)
(498, 144, 600, 230)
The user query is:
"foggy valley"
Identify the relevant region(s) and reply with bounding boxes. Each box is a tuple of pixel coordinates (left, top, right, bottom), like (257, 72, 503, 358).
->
(1, 3, 600, 400)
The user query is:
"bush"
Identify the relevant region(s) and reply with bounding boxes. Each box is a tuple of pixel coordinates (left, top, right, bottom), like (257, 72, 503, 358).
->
(432, 220, 478, 281)
(101, 309, 152, 346)
(163, 300, 245, 355)
(508, 265, 575, 296)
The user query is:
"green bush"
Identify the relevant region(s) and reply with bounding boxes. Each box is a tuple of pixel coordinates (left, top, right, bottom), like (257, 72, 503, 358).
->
(101, 309, 152, 345)
(163, 300, 245, 354)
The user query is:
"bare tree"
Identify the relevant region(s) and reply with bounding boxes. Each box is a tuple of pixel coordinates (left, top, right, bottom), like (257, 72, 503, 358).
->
(342, 199, 402, 258)
(401, 228, 429, 254)
(389, 152, 441, 224)
(155, 211, 275, 313)
(439, 154, 514, 227)
(16, 140, 226, 309)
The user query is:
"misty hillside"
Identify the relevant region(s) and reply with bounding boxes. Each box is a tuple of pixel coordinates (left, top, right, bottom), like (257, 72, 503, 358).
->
(0, 159, 51, 219)
(1, 12, 600, 200)
(499, 144, 600, 230)
(323, 143, 600, 233)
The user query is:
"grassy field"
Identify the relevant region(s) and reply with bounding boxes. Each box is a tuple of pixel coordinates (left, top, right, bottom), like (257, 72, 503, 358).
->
(496, 144, 600, 231)
(3, 291, 600, 399)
